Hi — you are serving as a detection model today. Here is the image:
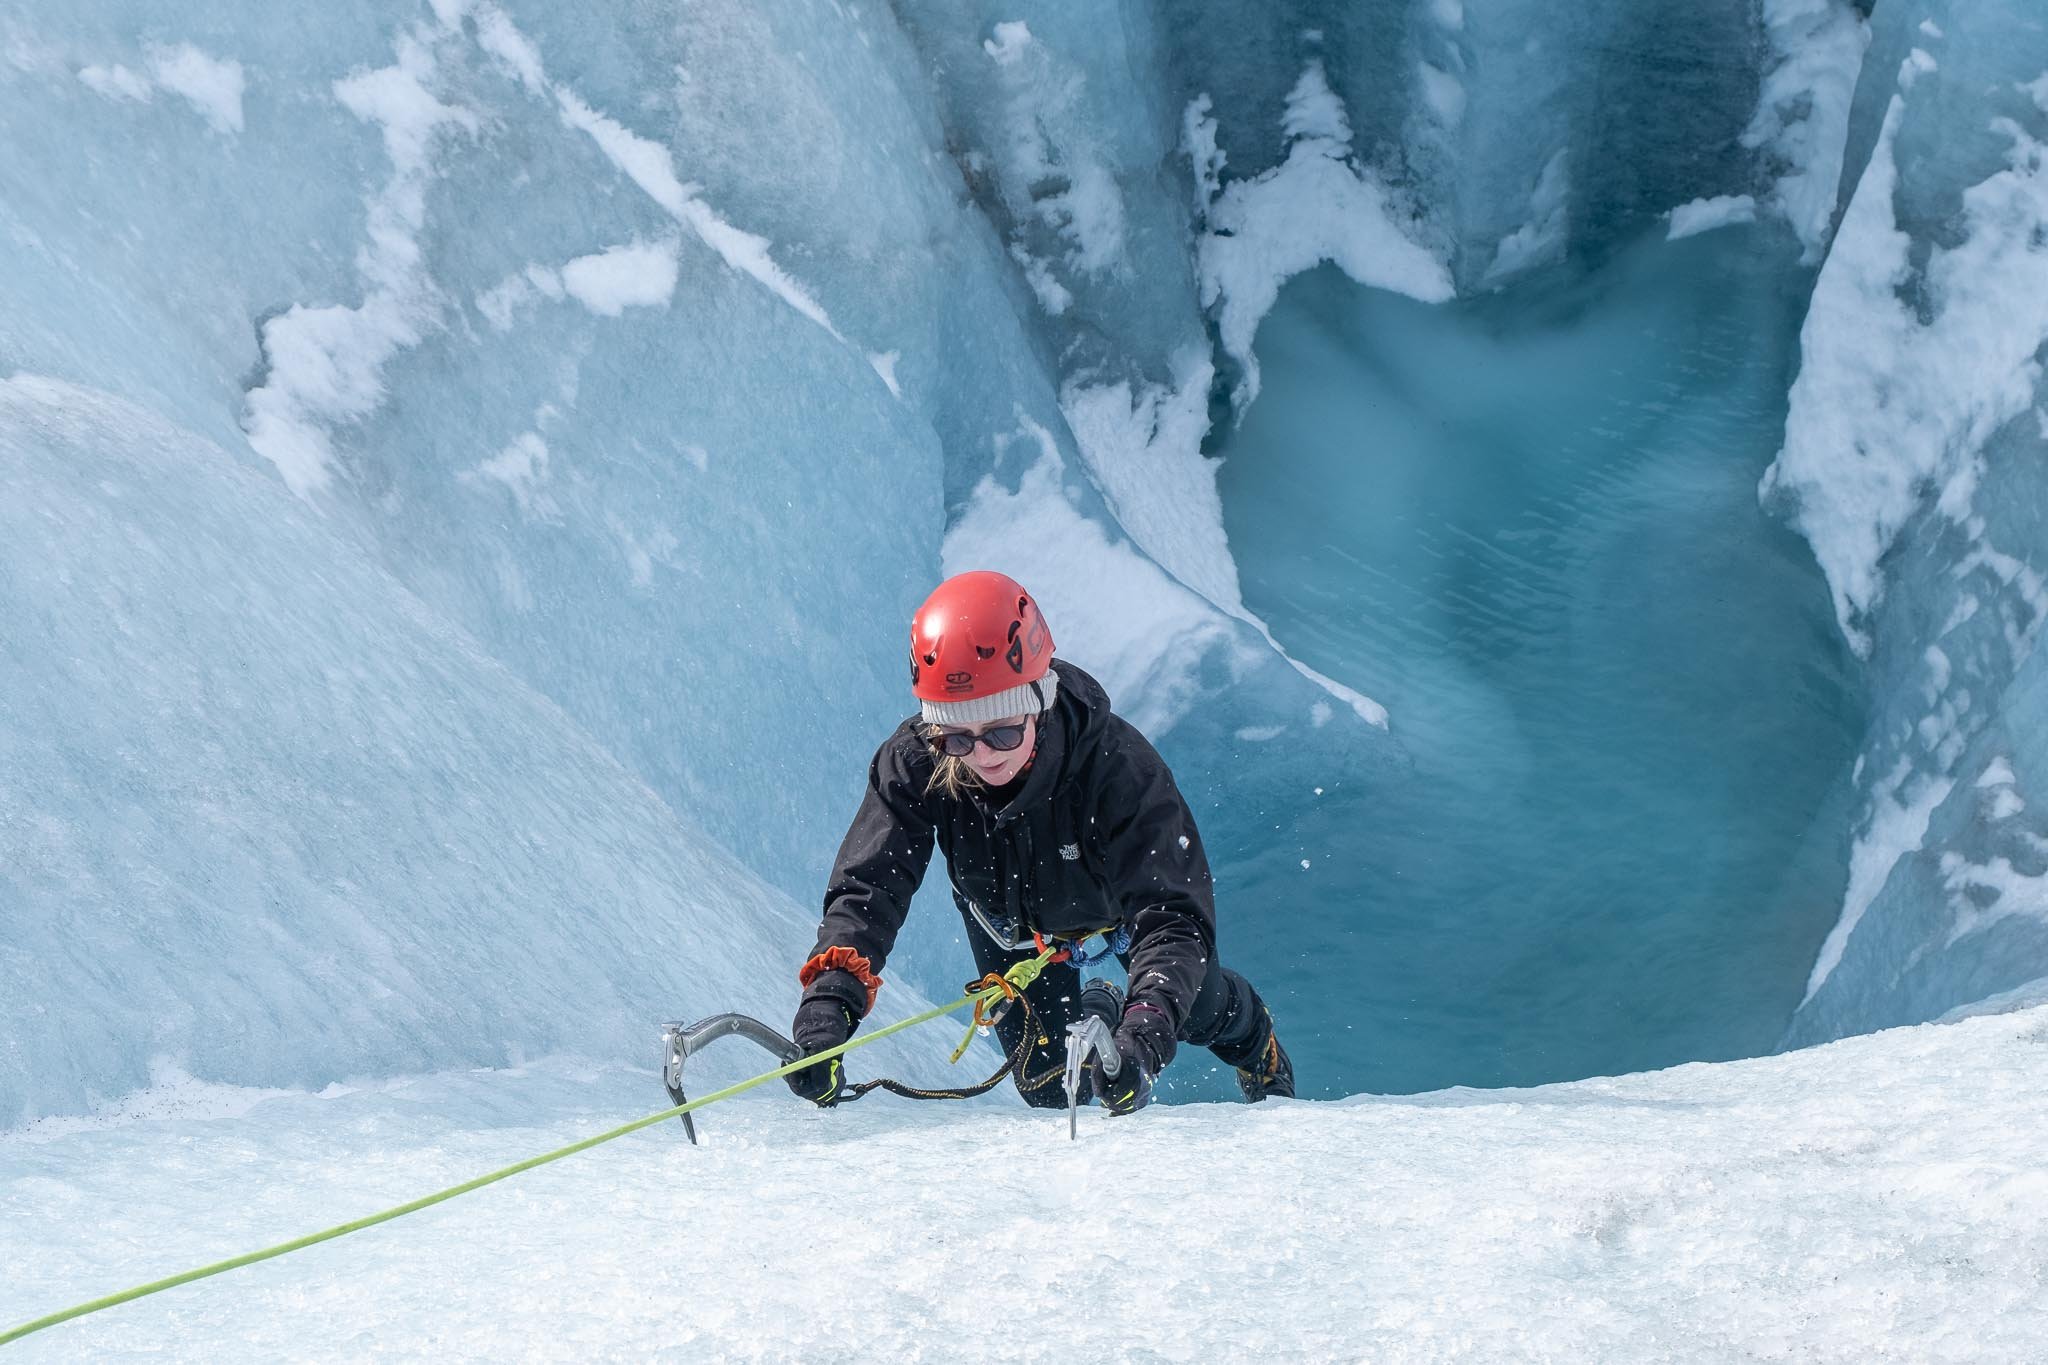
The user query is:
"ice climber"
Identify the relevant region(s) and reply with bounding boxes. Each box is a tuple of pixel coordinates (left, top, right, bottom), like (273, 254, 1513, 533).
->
(786, 570, 1294, 1114)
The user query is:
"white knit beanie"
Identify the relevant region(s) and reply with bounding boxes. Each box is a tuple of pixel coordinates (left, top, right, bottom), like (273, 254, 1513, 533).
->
(920, 663, 1059, 727)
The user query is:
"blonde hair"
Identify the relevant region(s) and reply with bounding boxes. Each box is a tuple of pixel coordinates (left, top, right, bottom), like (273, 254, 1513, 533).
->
(920, 712, 1039, 801)
(922, 726, 983, 801)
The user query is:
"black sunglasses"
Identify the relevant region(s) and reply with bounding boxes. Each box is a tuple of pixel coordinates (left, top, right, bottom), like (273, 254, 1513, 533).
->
(930, 721, 1029, 758)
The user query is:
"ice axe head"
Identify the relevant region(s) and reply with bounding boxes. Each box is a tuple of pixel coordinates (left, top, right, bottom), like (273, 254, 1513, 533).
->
(1062, 1014, 1121, 1140)
(658, 1014, 805, 1145)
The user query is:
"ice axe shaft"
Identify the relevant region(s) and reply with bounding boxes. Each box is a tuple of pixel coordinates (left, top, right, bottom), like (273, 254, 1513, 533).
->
(1062, 1015, 1120, 1140)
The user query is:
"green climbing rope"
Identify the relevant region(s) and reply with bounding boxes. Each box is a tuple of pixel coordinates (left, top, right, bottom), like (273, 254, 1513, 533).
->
(0, 947, 1058, 1349)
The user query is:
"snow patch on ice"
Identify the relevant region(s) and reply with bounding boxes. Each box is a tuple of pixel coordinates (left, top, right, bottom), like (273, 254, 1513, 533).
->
(76, 62, 150, 103)
(943, 411, 1257, 736)
(1922, 643, 1952, 697)
(1762, 88, 2048, 650)
(1282, 60, 1350, 142)
(1806, 755, 1956, 1000)
(1985, 788, 2027, 822)
(460, 431, 555, 520)
(1942, 848, 2048, 948)
(1183, 95, 1225, 215)
(447, 4, 840, 343)
(1285, 653, 1386, 728)
(1060, 356, 1237, 614)
(1011, 244, 1072, 315)
(476, 262, 567, 330)
(149, 42, 245, 135)
(242, 29, 476, 496)
(552, 92, 687, 214)
(1745, 0, 1869, 260)
(558, 238, 679, 316)
(1485, 150, 1570, 283)
(1667, 194, 1758, 240)
(971, 20, 1128, 306)
(470, 2, 546, 92)
(1977, 756, 2019, 790)
(552, 87, 842, 340)
(982, 21, 1032, 66)
(866, 350, 902, 399)
(1198, 60, 1452, 408)
(78, 44, 245, 136)
(1057, 359, 1389, 728)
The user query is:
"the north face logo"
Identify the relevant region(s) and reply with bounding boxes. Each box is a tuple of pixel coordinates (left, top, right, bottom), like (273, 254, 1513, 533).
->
(1059, 843, 1081, 861)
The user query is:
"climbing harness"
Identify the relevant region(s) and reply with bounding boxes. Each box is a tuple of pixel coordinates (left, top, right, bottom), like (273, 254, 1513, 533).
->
(1064, 923, 1131, 970)
(2, 946, 1066, 1350)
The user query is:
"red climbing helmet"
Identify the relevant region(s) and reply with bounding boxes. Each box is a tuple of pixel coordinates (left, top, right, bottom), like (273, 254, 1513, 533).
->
(910, 571, 1058, 725)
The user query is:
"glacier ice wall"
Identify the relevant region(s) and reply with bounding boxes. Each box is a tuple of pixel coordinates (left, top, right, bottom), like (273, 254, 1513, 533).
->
(1770, 0, 2048, 1044)
(0, 373, 847, 1124)
(2, 0, 1036, 1123)
(4, 0, 2043, 1123)
(0, 0, 1414, 1120)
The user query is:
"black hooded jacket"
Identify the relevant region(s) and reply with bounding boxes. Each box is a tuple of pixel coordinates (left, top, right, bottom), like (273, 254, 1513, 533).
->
(803, 660, 1217, 1034)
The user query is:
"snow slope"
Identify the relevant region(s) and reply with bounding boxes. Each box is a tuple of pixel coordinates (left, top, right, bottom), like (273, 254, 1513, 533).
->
(4, 1003, 2046, 1361)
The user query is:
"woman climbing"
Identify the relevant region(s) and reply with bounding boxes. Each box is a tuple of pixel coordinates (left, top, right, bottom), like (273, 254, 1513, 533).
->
(786, 570, 1293, 1114)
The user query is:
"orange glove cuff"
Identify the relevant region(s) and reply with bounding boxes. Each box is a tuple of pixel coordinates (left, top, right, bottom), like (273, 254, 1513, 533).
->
(799, 946, 883, 1015)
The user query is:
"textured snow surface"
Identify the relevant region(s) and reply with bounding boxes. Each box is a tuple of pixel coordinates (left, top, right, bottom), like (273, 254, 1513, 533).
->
(5, 1006, 2047, 1362)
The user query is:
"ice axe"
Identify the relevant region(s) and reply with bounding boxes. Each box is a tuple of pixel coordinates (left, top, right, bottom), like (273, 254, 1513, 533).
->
(657, 998, 1032, 1139)
(1061, 1013, 1123, 1140)
(658, 1014, 803, 1144)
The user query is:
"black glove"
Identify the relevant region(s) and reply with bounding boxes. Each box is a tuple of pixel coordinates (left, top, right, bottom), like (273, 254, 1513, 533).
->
(786, 996, 856, 1106)
(1094, 1002, 1174, 1115)
(1091, 1050, 1152, 1115)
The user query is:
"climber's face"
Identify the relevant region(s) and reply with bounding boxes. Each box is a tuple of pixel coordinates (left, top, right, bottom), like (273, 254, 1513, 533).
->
(934, 712, 1036, 786)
